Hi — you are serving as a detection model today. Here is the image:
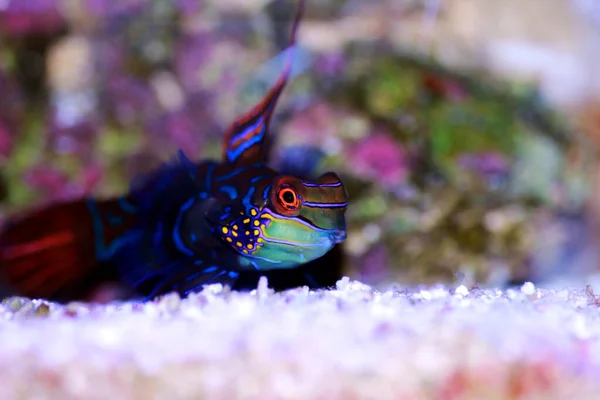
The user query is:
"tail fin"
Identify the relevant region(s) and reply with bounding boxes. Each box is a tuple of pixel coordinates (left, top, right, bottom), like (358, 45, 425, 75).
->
(0, 197, 136, 301)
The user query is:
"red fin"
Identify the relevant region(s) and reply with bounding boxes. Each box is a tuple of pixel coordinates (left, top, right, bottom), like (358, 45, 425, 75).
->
(0, 198, 136, 301)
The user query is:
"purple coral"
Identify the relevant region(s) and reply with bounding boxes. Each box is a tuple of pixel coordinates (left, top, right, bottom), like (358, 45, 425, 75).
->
(458, 151, 511, 177)
(280, 103, 339, 148)
(144, 96, 216, 158)
(314, 51, 346, 77)
(347, 130, 409, 187)
(104, 75, 157, 126)
(174, 33, 214, 91)
(174, 0, 204, 14)
(82, 0, 147, 19)
(0, 0, 65, 36)
(0, 70, 23, 159)
(24, 163, 103, 203)
(355, 245, 390, 283)
(23, 165, 70, 202)
(47, 116, 99, 159)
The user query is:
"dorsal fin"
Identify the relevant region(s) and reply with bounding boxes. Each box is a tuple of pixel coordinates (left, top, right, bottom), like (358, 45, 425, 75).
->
(222, 0, 306, 166)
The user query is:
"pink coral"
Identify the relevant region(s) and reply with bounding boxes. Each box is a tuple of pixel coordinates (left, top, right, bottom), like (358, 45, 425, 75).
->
(24, 166, 71, 202)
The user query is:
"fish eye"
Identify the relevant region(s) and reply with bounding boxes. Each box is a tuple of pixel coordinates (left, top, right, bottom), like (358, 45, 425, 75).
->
(282, 190, 295, 204)
(277, 186, 300, 211)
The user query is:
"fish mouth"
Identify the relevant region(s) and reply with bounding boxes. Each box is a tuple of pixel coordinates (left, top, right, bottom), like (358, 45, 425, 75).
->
(329, 230, 347, 244)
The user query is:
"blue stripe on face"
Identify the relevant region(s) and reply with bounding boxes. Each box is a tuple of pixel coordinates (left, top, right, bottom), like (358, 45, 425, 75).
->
(301, 182, 342, 187)
(302, 201, 348, 208)
(172, 197, 196, 256)
(226, 116, 265, 162)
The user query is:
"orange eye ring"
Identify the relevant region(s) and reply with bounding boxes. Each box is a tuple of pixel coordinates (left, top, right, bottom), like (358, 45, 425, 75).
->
(277, 186, 300, 211)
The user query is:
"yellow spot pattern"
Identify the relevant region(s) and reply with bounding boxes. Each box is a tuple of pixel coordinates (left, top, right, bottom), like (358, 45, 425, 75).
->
(243, 218, 250, 224)
(236, 241, 243, 247)
(221, 227, 228, 234)
(250, 209, 257, 216)
(226, 237, 233, 243)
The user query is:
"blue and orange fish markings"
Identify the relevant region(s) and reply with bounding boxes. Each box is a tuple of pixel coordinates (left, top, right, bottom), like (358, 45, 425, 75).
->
(0, 0, 348, 301)
(221, 0, 300, 166)
(226, 116, 266, 163)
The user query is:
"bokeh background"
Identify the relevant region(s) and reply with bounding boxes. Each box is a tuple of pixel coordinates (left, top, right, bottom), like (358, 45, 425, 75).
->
(1, 0, 600, 290)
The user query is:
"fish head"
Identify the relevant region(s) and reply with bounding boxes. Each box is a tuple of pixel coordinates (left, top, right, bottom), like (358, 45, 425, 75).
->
(229, 171, 348, 270)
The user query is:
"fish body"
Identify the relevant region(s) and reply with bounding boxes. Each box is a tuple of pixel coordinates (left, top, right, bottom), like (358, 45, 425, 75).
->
(0, 0, 349, 301)
(107, 152, 347, 299)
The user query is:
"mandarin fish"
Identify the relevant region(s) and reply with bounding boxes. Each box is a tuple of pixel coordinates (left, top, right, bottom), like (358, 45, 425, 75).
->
(0, 0, 349, 302)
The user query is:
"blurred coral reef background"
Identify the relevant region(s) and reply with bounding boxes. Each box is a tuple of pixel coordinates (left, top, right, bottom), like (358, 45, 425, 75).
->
(0, 0, 599, 290)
